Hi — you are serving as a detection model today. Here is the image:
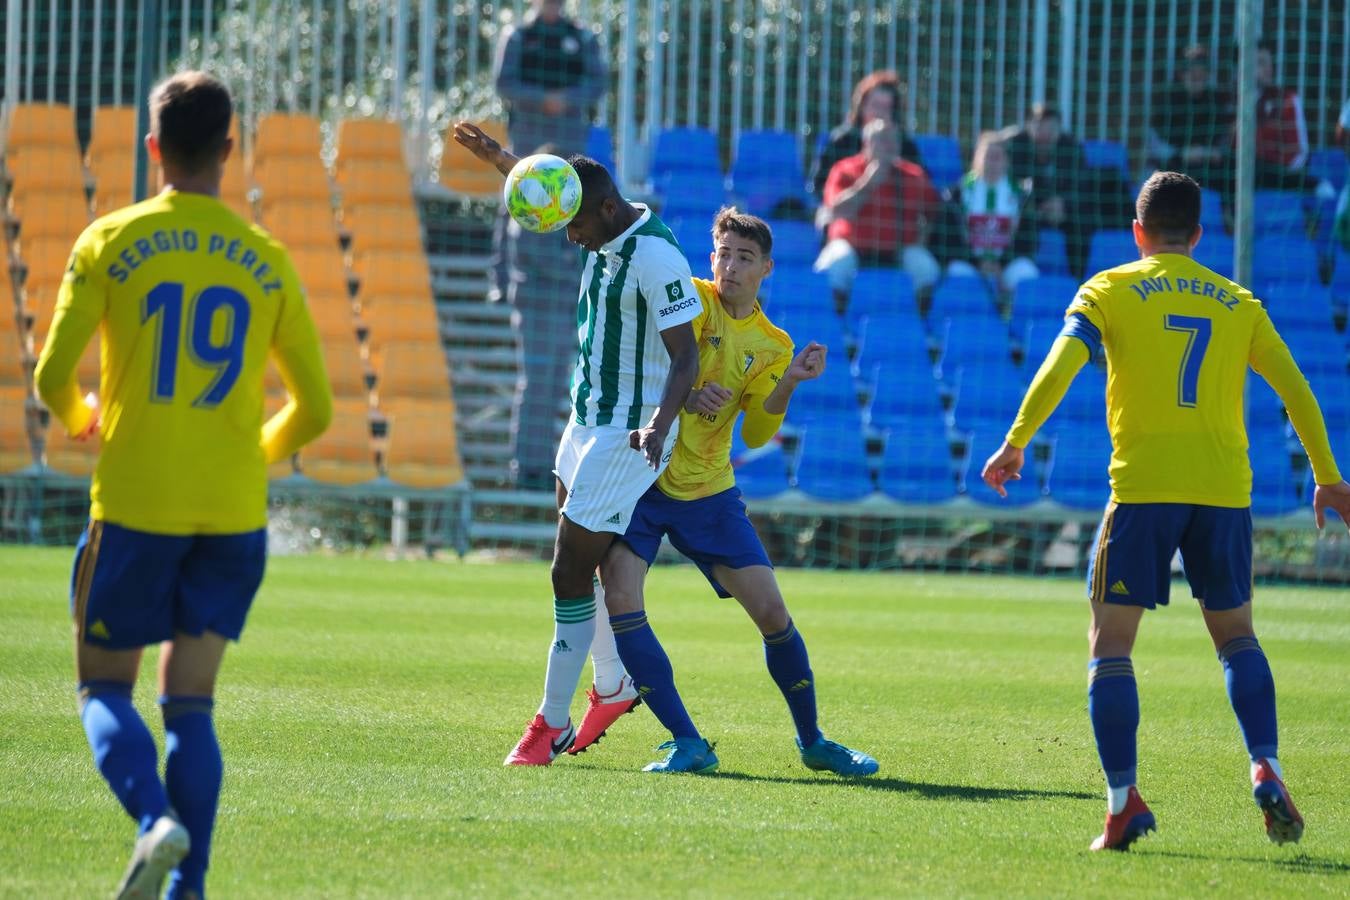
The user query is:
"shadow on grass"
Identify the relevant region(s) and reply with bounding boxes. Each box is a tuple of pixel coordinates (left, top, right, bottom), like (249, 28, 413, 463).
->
(1143, 849, 1350, 875)
(701, 770, 1097, 801)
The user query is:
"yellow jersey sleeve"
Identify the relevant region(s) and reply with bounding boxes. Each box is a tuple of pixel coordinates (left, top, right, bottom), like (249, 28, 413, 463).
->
(260, 253, 332, 463)
(739, 354, 791, 448)
(1249, 310, 1342, 484)
(34, 234, 107, 436)
(1005, 336, 1090, 448)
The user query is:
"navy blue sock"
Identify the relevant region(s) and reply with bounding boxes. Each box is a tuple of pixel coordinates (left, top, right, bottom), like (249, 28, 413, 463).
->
(160, 696, 222, 898)
(1218, 637, 1278, 761)
(763, 621, 820, 748)
(78, 681, 168, 835)
(1087, 658, 1139, 788)
(610, 612, 700, 741)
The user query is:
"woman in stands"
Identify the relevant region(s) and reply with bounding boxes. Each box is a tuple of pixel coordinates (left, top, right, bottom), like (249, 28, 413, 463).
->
(943, 131, 1040, 295)
(809, 71, 921, 201)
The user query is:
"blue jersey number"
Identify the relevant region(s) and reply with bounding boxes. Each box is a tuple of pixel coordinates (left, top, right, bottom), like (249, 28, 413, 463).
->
(1163, 314, 1212, 408)
(141, 283, 251, 407)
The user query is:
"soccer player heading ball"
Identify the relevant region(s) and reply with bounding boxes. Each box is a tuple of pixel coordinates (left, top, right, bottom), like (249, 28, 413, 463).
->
(982, 171, 1350, 851)
(35, 72, 333, 896)
(453, 121, 702, 766)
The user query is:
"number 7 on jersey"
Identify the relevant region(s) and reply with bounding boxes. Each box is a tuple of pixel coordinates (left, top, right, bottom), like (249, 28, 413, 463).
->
(1163, 313, 1212, 409)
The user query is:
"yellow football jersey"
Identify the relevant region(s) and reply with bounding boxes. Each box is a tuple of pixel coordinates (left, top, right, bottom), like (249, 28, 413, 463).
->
(34, 191, 328, 534)
(657, 279, 794, 500)
(1067, 252, 1311, 507)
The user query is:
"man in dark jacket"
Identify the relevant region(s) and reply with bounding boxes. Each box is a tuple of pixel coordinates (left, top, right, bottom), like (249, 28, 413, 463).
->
(1003, 104, 1090, 277)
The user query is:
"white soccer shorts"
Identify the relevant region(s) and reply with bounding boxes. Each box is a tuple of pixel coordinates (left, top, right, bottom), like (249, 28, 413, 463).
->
(554, 419, 678, 533)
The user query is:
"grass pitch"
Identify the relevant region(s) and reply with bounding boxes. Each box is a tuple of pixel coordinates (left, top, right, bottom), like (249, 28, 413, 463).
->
(1, 547, 1347, 898)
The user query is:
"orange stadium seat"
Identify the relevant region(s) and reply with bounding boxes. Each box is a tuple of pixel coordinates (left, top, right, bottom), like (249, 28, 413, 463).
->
(289, 247, 352, 298)
(254, 113, 324, 163)
(376, 340, 451, 401)
(258, 201, 341, 250)
(18, 239, 74, 290)
(295, 396, 377, 485)
(0, 315, 28, 384)
(44, 417, 99, 477)
(382, 397, 464, 488)
(4, 144, 85, 192)
(343, 204, 423, 253)
(353, 251, 432, 299)
(9, 192, 89, 242)
(336, 118, 405, 164)
(253, 156, 332, 206)
(26, 285, 60, 350)
(337, 158, 414, 206)
(0, 385, 34, 472)
(88, 106, 138, 161)
(441, 119, 508, 198)
(308, 295, 360, 342)
(89, 154, 139, 214)
(5, 103, 75, 148)
(363, 297, 439, 352)
(322, 336, 370, 398)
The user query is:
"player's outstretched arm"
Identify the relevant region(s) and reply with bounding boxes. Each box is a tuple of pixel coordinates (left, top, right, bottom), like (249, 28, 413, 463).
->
(631, 322, 699, 468)
(452, 122, 520, 177)
(741, 342, 827, 448)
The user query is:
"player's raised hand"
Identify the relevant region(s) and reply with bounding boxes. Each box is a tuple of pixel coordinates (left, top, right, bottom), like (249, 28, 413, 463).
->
(452, 121, 507, 169)
(686, 382, 733, 416)
(980, 440, 1025, 499)
(75, 391, 100, 442)
(629, 420, 670, 470)
(786, 342, 827, 383)
(1312, 479, 1350, 531)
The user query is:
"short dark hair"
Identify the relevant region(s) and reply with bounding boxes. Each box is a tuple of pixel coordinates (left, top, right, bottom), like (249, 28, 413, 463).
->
(1029, 103, 1060, 122)
(149, 71, 232, 173)
(711, 206, 773, 257)
(566, 154, 619, 206)
(1136, 171, 1201, 243)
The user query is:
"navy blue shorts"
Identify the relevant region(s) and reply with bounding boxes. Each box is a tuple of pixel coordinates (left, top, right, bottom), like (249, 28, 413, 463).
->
(619, 485, 772, 598)
(71, 520, 267, 649)
(1086, 502, 1253, 611)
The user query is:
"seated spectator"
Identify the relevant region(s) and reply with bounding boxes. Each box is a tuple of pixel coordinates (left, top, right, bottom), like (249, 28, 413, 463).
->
(944, 132, 1040, 293)
(1147, 44, 1233, 195)
(1253, 42, 1336, 200)
(810, 70, 921, 201)
(814, 119, 941, 315)
(1336, 97, 1350, 248)
(1003, 103, 1090, 277)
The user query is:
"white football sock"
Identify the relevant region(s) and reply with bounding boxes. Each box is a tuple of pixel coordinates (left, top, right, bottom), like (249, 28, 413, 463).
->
(538, 594, 597, 728)
(1252, 757, 1283, 782)
(588, 582, 629, 696)
(1108, 784, 1132, 815)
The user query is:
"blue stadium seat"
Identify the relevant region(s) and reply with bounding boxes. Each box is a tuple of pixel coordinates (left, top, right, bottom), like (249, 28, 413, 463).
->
(586, 125, 615, 175)
(1046, 365, 1107, 427)
(1086, 229, 1137, 275)
(1252, 190, 1307, 236)
(1246, 378, 1287, 431)
(1011, 275, 1079, 335)
(1281, 326, 1349, 376)
(794, 414, 874, 501)
(1306, 370, 1350, 431)
(730, 430, 790, 498)
(773, 304, 849, 354)
(777, 327, 856, 422)
(849, 267, 918, 322)
(950, 368, 1028, 430)
(1256, 281, 1335, 332)
(651, 127, 720, 178)
(856, 308, 927, 376)
(867, 353, 944, 427)
(966, 420, 1042, 507)
(1250, 237, 1321, 285)
(878, 416, 958, 504)
(1307, 148, 1348, 191)
(929, 274, 999, 323)
(765, 219, 820, 267)
(666, 216, 714, 273)
(760, 264, 831, 314)
(940, 315, 1016, 370)
(1332, 248, 1350, 312)
(1082, 139, 1130, 181)
(1193, 232, 1235, 278)
(1199, 187, 1226, 233)
(913, 134, 963, 189)
(655, 169, 729, 220)
(730, 130, 809, 216)
(1248, 437, 1303, 517)
(1046, 424, 1112, 511)
(1035, 229, 1071, 276)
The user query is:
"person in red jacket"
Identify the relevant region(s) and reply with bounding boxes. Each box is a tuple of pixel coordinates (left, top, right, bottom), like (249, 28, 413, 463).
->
(1253, 43, 1335, 200)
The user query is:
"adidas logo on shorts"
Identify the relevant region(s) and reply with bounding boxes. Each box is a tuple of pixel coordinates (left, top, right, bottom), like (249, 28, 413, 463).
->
(1110, 580, 1130, 596)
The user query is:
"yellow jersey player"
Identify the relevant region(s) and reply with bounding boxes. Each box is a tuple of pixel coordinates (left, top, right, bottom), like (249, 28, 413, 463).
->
(592, 208, 878, 776)
(981, 172, 1350, 852)
(33, 72, 332, 898)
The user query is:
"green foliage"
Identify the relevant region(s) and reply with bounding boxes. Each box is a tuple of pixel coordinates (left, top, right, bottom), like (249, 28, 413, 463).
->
(2, 548, 1347, 895)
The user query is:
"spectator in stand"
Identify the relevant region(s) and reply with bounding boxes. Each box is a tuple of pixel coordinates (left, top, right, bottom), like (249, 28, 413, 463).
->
(945, 132, 1040, 294)
(810, 70, 921, 201)
(1003, 103, 1090, 277)
(813, 119, 942, 315)
(1253, 42, 1336, 200)
(489, 0, 608, 303)
(1335, 98, 1350, 248)
(1148, 45, 1234, 195)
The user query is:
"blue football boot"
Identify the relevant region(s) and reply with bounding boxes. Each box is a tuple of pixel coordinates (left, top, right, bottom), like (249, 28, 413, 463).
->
(798, 735, 879, 776)
(643, 738, 719, 773)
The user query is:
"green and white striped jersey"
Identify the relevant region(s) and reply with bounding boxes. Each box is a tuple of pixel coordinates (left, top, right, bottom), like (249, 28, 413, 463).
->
(571, 205, 701, 429)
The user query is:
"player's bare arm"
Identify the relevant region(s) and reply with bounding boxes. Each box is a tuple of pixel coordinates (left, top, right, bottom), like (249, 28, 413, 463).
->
(981, 442, 1025, 499)
(762, 342, 827, 415)
(452, 121, 520, 176)
(1313, 480, 1350, 531)
(631, 321, 699, 468)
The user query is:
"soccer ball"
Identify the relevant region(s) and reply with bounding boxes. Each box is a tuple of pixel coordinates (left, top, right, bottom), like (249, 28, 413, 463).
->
(503, 153, 583, 234)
